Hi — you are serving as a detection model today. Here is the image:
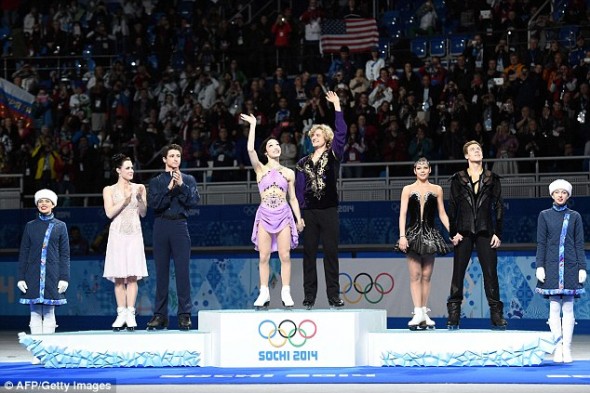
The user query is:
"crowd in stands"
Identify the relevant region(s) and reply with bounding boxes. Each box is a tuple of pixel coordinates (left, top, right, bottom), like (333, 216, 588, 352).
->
(1, 0, 590, 202)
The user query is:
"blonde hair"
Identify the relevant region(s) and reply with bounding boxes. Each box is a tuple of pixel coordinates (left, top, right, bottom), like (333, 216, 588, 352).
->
(308, 124, 335, 147)
(463, 140, 482, 156)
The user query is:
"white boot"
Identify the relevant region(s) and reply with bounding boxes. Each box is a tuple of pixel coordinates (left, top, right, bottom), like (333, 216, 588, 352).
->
(421, 307, 436, 329)
(562, 316, 575, 363)
(29, 311, 44, 364)
(43, 322, 56, 334)
(29, 322, 43, 335)
(254, 286, 270, 309)
(281, 286, 294, 308)
(112, 307, 127, 331)
(547, 317, 563, 362)
(408, 307, 424, 330)
(126, 307, 137, 331)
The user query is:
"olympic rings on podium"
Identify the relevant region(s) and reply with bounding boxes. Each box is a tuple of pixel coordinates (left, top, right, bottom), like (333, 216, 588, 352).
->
(258, 319, 318, 348)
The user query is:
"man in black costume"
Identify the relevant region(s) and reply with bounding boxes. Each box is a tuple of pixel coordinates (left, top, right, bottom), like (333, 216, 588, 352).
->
(447, 140, 507, 330)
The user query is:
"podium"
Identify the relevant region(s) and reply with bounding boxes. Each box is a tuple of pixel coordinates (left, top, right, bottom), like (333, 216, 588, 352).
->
(199, 309, 385, 367)
(18, 309, 555, 368)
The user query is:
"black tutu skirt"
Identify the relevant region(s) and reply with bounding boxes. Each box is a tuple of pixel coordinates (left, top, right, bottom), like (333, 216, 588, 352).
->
(394, 225, 452, 256)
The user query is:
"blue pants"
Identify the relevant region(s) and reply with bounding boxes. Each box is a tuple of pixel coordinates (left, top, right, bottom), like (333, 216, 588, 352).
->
(152, 218, 192, 316)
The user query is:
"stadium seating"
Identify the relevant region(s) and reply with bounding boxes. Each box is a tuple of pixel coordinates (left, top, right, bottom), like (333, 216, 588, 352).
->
(429, 36, 446, 57)
(410, 37, 428, 59)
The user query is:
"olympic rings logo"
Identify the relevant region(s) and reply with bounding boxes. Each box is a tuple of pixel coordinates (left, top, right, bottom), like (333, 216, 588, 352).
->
(258, 319, 317, 348)
(340, 272, 394, 304)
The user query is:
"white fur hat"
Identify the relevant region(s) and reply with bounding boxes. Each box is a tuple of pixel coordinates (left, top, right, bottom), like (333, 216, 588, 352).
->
(34, 189, 58, 206)
(549, 179, 572, 197)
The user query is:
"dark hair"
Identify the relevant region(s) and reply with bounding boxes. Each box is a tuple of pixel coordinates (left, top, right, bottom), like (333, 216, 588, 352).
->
(413, 157, 430, 168)
(111, 153, 132, 169)
(258, 136, 279, 164)
(162, 143, 183, 157)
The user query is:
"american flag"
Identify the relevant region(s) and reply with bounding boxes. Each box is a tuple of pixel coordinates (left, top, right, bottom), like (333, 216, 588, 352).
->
(320, 18, 378, 54)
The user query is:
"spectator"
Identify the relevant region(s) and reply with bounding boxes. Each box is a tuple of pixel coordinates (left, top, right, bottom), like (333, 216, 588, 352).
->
(408, 125, 434, 161)
(328, 45, 357, 83)
(342, 122, 365, 178)
(182, 126, 208, 170)
(209, 126, 236, 182)
(279, 131, 298, 166)
(0, 143, 11, 186)
(194, 72, 219, 110)
(442, 119, 466, 172)
(516, 117, 543, 173)
(247, 15, 274, 75)
(31, 89, 54, 131)
(464, 34, 486, 71)
(414, 0, 438, 37)
(348, 68, 371, 99)
(69, 84, 91, 119)
(86, 22, 115, 61)
(421, 56, 447, 88)
(292, 74, 311, 109)
(55, 141, 77, 205)
(300, 0, 325, 73)
(31, 135, 62, 190)
(569, 35, 588, 69)
(368, 79, 393, 111)
(523, 36, 543, 68)
(365, 46, 385, 83)
(449, 55, 473, 93)
(271, 13, 293, 72)
(491, 121, 519, 174)
(73, 135, 100, 198)
(338, 0, 365, 18)
(88, 79, 108, 134)
(399, 63, 421, 95)
(417, 74, 440, 122)
(69, 226, 89, 256)
(0, 118, 14, 154)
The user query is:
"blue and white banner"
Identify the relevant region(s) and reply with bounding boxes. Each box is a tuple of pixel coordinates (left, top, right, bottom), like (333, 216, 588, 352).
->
(0, 253, 587, 322)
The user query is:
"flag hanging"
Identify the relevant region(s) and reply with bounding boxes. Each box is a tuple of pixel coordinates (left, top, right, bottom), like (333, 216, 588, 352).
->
(0, 78, 35, 127)
(320, 18, 378, 54)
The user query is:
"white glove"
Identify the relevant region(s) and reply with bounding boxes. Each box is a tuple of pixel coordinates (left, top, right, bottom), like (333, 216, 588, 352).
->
(57, 280, 69, 294)
(580, 270, 588, 284)
(536, 267, 545, 283)
(17, 280, 28, 294)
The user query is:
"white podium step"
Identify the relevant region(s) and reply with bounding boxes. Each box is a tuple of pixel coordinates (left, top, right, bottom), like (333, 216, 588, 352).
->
(18, 309, 555, 368)
(368, 329, 555, 366)
(18, 330, 210, 368)
(198, 309, 386, 367)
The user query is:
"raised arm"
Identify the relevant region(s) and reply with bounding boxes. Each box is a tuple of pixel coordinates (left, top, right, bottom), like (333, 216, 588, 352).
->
(103, 185, 131, 219)
(240, 113, 263, 172)
(147, 176, 171, 211)
(136, 184, 147, 218)
(325, 91, 347, 160)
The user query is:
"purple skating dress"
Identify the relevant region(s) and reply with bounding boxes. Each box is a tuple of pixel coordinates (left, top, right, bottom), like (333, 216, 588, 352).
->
(251, 168, 298, 252)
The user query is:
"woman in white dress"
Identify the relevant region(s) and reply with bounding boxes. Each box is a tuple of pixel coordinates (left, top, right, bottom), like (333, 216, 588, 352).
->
(103, 154, 148, 331)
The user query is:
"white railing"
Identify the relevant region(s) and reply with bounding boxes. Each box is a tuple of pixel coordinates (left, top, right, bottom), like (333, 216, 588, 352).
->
(4, 156, 590, 208)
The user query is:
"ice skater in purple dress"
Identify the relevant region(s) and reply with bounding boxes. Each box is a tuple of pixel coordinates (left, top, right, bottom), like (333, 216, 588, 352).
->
(240, 113, 305, 309)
